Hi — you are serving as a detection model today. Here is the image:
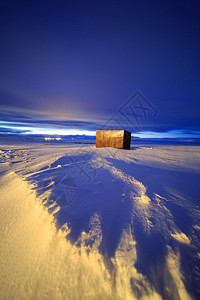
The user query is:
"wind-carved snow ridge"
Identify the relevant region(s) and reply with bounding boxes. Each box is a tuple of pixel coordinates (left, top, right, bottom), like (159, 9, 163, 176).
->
(103, 163, 152, 233)
(109, 165, 150, 204)
(1, 143, 200, 300)
(75, 213, 102, 251)
(0, 171, 162, 300)
(99, 158, 197, 299)
(167, 246, 193, 300)
(111, 227, 161, 300)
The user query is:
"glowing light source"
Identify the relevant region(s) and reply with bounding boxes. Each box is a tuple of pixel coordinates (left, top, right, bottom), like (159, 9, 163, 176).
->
(44, 137, 62, 141)
(0, 121, 96, 136)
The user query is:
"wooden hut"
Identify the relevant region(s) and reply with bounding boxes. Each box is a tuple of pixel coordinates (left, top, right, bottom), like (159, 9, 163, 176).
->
(96, 130, 131, 149)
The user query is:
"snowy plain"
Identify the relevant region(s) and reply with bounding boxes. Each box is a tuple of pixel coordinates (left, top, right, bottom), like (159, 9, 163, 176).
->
(0, 136, 200, 300)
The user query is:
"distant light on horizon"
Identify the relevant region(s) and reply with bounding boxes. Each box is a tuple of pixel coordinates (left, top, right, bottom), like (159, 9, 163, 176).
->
(44, 137, 62, 141)
(0, 121, 96, 136)
(26, 128, 96, 136)
(0, 121, 200, 139)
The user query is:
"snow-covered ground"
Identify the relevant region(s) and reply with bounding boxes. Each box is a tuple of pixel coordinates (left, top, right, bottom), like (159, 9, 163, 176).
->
(0, 137, 200, 300)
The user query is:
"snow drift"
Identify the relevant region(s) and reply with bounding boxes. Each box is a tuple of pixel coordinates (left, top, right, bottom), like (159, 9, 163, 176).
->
(0, 140, 199, 299)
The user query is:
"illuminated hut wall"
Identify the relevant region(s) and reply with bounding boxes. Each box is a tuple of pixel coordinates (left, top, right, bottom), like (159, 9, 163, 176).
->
(96, 130, 131, 150)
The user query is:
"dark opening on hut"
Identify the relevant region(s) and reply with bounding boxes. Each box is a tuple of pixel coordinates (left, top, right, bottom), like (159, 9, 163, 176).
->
(96, 130, 131, 150)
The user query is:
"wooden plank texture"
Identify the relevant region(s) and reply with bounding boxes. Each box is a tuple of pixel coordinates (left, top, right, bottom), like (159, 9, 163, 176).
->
(96, 130, 131, 149)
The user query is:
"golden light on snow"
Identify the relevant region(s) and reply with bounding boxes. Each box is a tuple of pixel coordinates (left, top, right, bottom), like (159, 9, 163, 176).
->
(0, 143, 199, 299)
(0, 172, 161, 300)
(44, 137, 62, 141)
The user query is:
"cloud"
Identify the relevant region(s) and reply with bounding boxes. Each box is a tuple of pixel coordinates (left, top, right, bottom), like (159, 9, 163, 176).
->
(1, 120, 200, 139)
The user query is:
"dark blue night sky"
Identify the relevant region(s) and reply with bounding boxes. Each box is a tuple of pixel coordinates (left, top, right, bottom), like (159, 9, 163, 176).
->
(0, 0, 200, 138)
